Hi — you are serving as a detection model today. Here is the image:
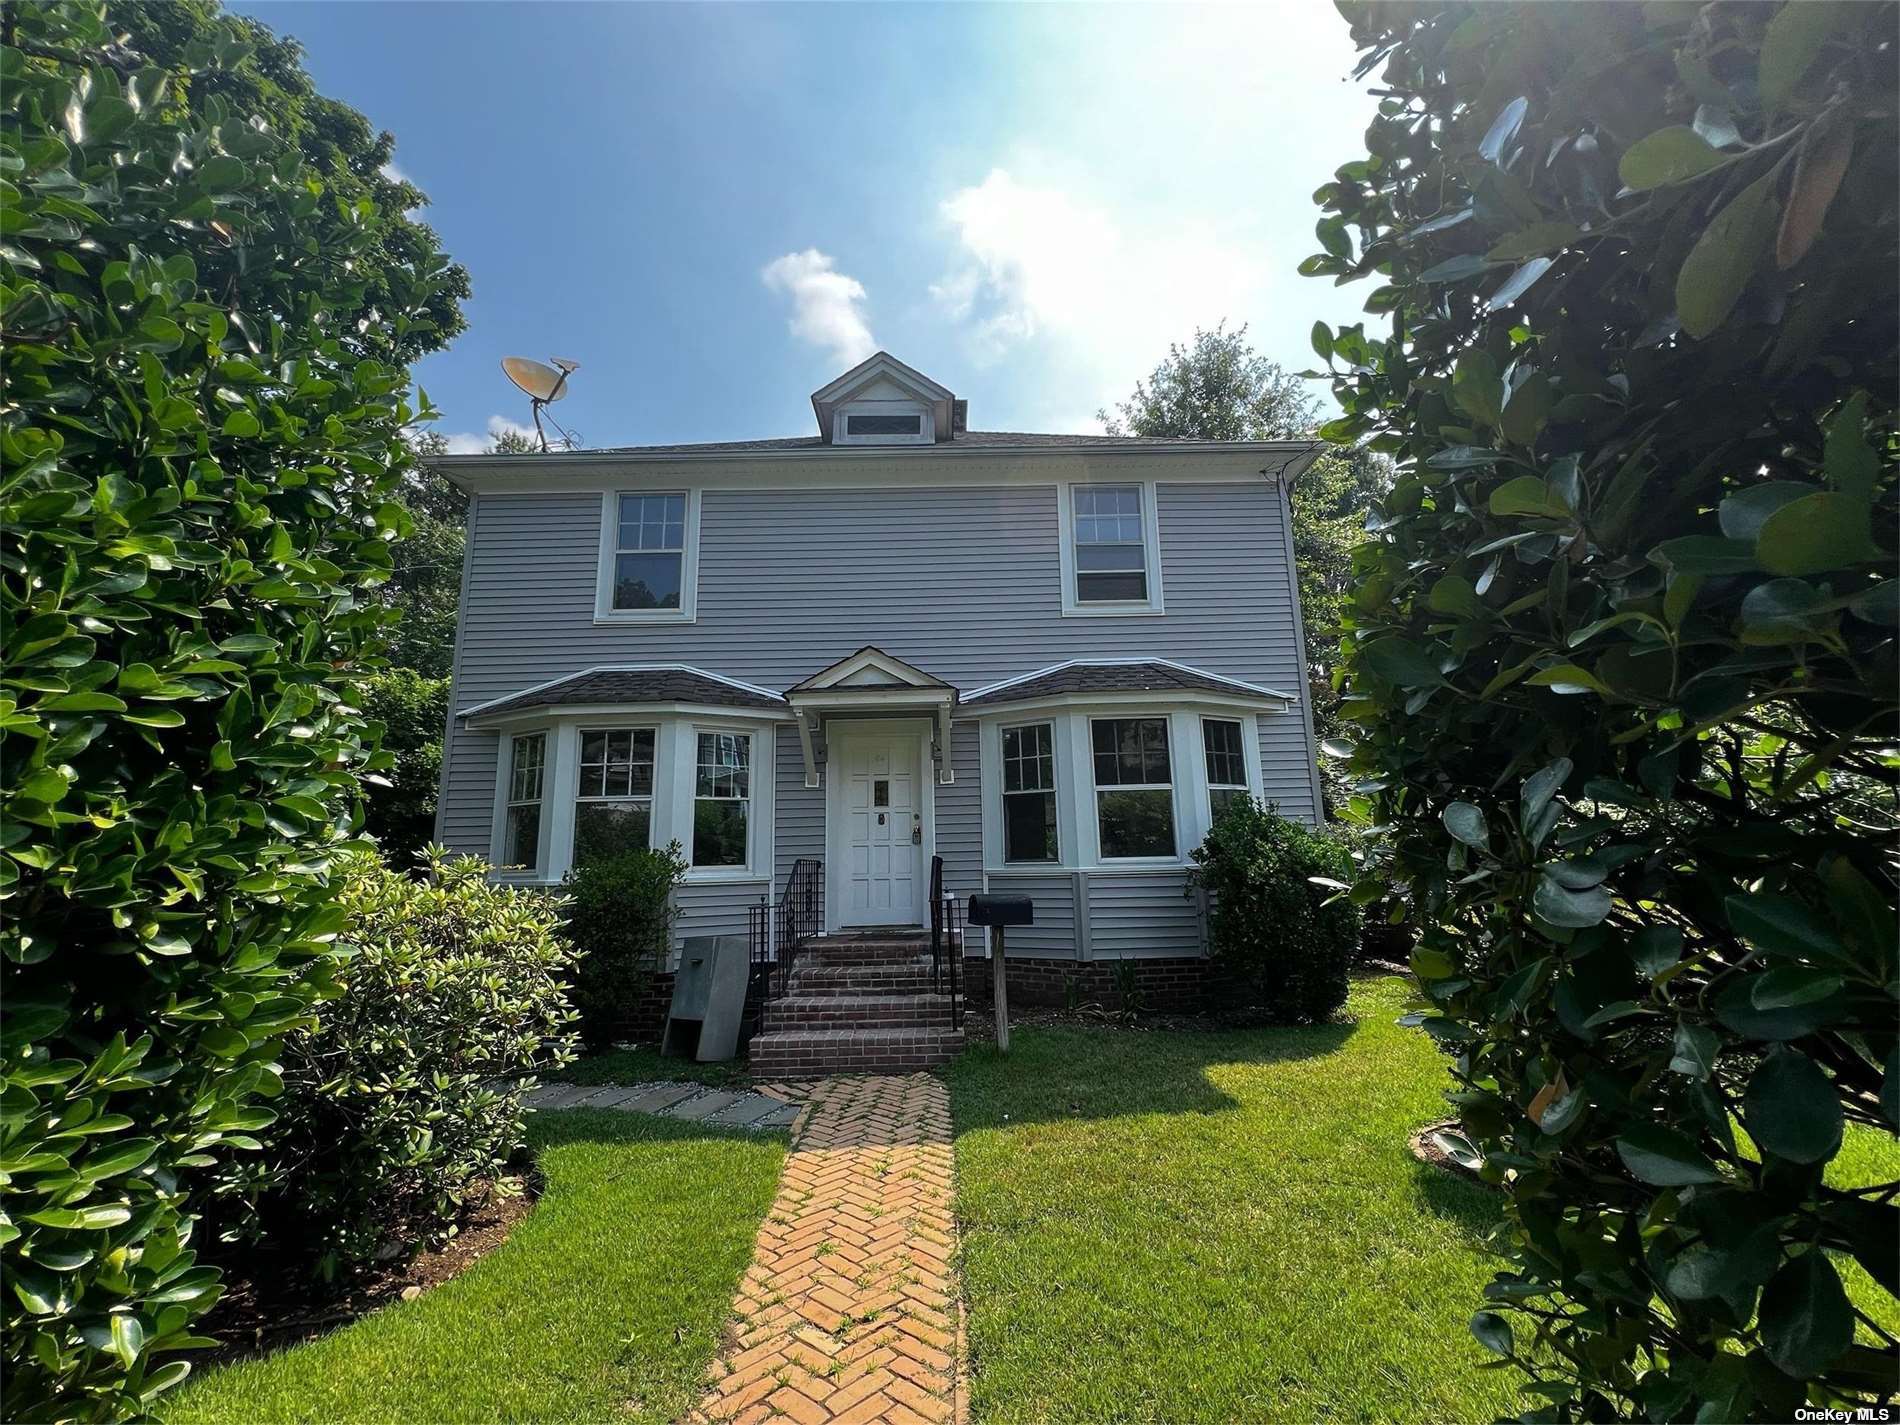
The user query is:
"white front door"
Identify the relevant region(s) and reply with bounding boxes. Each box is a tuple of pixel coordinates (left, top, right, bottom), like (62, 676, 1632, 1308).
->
(835, 731, 923, 926)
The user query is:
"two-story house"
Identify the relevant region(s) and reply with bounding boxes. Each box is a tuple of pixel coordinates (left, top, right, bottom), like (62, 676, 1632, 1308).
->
(430, 352, 1323, 1071)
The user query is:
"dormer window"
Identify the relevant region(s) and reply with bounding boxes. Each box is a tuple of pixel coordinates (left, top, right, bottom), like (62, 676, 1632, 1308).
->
(834, 399, 932, 446)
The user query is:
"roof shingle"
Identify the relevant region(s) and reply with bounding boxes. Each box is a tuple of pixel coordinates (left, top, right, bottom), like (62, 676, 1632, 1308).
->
(963, 661, 1291, 707)
(463, 668, 784, 720)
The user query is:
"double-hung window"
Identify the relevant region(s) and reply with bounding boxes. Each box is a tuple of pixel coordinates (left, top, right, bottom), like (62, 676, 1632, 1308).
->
(1001, 723, 1058, 863)
(572, 728, 656, 867)
(608, 493, 686, 613)
(502, 732, 546, 870)
(1202, 718, 1249, 820)
(693, 731, 751, 868)
(1092, 717, 1176, 858)
(1070, 484, 1153, 606)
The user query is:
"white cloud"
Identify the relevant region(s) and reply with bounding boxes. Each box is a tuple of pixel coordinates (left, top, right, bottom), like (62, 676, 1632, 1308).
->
(379, 161, 408, 185)
(931, 168, 1269, 405)
(441, 414, 539, 454)
(761, 249, 876, 367)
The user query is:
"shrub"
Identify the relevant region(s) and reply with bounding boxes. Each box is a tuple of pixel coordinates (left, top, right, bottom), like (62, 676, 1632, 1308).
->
(1188, 800, 1355, 1023)
(1311, 3, 1896, 1418)
(563, 844, 687, 1050)
(234, 852, 579, 1278)
(358, 669, 451, 864)
(1, 7, 456, 1418)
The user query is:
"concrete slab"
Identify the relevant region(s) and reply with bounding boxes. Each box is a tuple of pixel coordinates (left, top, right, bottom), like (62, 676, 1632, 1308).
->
(662, 1089, 745, 1121)
(620, 1082, 703, 1114)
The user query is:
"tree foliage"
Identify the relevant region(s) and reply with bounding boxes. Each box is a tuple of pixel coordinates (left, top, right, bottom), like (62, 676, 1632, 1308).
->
(104, 0, 469, 366)
(1310, 2, 1896, 1418)
(1098, 323, 1391, 758)
(563, 845, 686, 1050)
(358, 667, 450, 862)
(0, 3, 453, 1415)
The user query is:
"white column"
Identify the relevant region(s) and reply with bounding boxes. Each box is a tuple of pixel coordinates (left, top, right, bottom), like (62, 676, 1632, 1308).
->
(544, 723, 581, 879)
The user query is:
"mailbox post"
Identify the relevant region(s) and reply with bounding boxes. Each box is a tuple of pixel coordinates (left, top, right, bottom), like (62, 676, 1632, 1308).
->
(967, 894, 1033, 1055)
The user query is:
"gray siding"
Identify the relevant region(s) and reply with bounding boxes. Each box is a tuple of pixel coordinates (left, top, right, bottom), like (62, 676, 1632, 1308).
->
(937, 723, 982, 898)
(1086, 872, 1205, 959)
(979, 870, 1078, 957)
(440, 475, 1317, 870)
(672, 879, 768, 961)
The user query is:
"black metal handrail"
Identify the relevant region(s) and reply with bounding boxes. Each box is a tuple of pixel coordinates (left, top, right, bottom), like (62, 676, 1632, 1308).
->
(928, 855, 963, 1030)
(750, 857, 822, 1000)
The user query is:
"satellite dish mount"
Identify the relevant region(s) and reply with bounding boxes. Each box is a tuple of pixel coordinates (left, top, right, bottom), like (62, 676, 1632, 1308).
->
(501, 356, 581, 451)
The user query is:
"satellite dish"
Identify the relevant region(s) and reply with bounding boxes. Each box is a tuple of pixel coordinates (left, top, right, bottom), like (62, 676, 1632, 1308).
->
(500, 356, 582, 450)
(502, 357, 569, 403)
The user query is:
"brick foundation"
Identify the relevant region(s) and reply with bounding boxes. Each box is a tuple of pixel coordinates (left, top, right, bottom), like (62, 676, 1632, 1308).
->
(961, 955, 1212, 1014)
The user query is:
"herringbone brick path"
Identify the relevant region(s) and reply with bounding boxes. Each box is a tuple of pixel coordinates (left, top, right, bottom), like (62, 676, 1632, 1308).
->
(693, 1073, 960, 1425)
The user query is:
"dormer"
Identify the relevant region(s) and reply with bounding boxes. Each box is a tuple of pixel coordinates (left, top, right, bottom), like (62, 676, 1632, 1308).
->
(809, 351, 967, 446)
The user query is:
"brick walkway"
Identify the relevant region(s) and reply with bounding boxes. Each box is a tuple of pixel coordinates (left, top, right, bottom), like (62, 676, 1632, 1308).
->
(694, 1073, 961, 1425)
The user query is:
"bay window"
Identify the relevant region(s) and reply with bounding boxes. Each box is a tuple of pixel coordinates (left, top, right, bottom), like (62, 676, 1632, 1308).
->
(1202, 718, 1249, 820)
(1001, 722, 1058, 863)
(693, 731, 751, 868)
(1091, 717, 1176, 858)
(572, 727, 656, 867)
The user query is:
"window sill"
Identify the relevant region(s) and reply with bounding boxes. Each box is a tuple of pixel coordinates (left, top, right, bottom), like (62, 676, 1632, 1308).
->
(593, 609, 696, 625)
(1060, 602, 1166, 618)
(682, 867, 769, 885)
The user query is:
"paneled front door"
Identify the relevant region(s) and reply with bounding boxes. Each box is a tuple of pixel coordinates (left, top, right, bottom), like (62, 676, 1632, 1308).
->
(833, 730, 923, 926)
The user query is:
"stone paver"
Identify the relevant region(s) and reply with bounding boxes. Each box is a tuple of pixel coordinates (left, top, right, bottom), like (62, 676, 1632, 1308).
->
(693, 1073, 960, 1425)
(522, 1080, 800, 1133)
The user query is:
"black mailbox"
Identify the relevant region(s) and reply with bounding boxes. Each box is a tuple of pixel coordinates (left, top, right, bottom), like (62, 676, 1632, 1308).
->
(967, 893, 1033, 927)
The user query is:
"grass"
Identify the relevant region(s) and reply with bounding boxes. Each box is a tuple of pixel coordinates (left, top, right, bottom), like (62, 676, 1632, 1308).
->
(948, 975, 1525, 1425)
(556, 1042, 751, 1088)
(160, 1111, 784, 1425)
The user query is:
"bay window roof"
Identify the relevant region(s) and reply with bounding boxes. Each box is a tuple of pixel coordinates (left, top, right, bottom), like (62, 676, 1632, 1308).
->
(460, 665, 786, 724)
(963, 660, 1296, 708)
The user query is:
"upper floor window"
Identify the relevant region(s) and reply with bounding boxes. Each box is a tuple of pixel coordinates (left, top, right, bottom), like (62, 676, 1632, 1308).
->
(573, 727, 656, 867)
(502, 732, 546, 871)
(1001, 722, 1058, 863)
(1202, 718, 1249, 820)
(1059, 482, 1164, 615)
(834, 400, 933, 445)
(596, 491, 699, 623)
(1091, 717, 1176, 859)
(694, 731, 752, 868)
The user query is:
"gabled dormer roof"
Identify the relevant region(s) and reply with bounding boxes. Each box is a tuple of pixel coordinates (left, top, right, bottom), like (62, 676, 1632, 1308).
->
(810, 352, 966, 446)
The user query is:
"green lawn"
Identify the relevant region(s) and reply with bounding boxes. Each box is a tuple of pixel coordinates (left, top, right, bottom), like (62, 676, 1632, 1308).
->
(948, 975, 1525, 1425)
(160, 1111, 783, 1425)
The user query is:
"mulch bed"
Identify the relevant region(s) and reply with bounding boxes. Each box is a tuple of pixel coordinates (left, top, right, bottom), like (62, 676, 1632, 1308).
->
(196, 1175, 538, 1364)
(1408, 1119, 1496, 1189)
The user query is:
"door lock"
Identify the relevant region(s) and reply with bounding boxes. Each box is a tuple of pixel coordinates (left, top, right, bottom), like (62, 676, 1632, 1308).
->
(911, 815, 922, 845)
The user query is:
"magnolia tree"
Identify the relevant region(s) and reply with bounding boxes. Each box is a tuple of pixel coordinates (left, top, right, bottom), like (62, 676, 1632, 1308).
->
(1309, 2, 1896, 1420)
(1, 3, 453, 1416)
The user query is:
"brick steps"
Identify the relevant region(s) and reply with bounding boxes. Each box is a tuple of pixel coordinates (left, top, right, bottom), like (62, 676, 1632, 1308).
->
(762, 992, 956, 1032)
(746, 1025, 965, 1076)
(748, 931, 963, 1075)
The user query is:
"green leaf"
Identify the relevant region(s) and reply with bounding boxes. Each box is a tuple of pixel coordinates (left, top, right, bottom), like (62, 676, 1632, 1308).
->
(1823, 391, 1877, 502)
(1489, 475, 1571, 519)
(1749, 965, 1842, 1009)
(1755, 491, 1882, 575)
(1669, 1023, 1720, 1079)
(1526, 664, 1614, 697)
(1532, 877, 1611, 928)
(1487, 258, 1553, 311)
(1651, 536, 1758, 574)
(1759, 1252, 1853, 1379)
(1739, 578, 1834, 643)
(1725, 892, 1850, 965)
(108, 1312, 147, 1369)
(1714, 975, 1845, 1042)
(1676, 169, 1780, 339)
(1451, 352, 1503, 426)
(1419, 254, 1494, 284)
(1758, 1, 1855, 111)
(1486, 222, 1580, 261)
(1616, 1124, 1722, 1186)
(1358, 638, 1449, 689)
(1498, 373, 1552, 447)
(221, 409, 262, 438)
(1470, 1310, 1514, 1358)
(1744, 1048, 1843, 1165)
(1310, 321, 1333, 362)
(1718, 482, 1813, 542)
(1479, 98, 1527, 165)
(1617, 126, 1724, 190)
(1427, 575, 1480, 618)
(1630, 925, 1684, 977)
(1442, 802, 1489, 849)
(1427, 445, 1505, 469)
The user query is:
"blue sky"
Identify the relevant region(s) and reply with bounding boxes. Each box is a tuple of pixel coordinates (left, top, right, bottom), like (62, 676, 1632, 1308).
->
(230, 2, 1380, 450)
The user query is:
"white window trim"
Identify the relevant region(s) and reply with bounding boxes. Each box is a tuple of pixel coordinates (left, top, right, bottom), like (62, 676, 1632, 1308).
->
(685, 724, 768, 881)
(1199, 715, 1251, 820)
(1057, 481, 1165, 617)
(1089, 713, 1181, 863)
(978, 706, 1267, 874)
(998, 720, 1061, 866)
(490, 729, 551, 880)
(832, 399, 933, 446)
(593, 489, 701, 624)
(486, 710, 775, 885)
